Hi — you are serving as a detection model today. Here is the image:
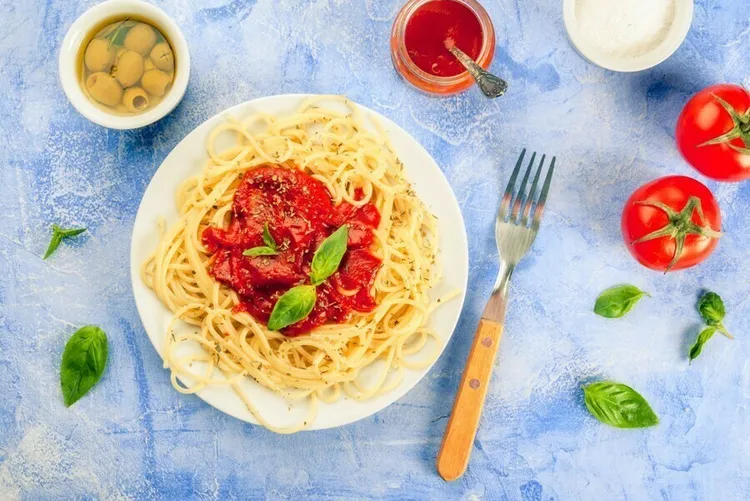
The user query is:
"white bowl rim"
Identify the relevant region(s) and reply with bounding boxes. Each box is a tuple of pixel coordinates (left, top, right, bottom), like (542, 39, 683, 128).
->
(563, 0, 695, 72)
(58, 0, 190, 129)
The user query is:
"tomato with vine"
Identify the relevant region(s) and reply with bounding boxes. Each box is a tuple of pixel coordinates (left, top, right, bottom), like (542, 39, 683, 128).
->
(621, 176, 722, 272)
(676, 84, 750, 182)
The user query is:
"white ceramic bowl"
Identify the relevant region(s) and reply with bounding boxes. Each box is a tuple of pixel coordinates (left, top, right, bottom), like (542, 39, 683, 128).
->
(59, 0, 190, 129)
(563, 0, 694, 72)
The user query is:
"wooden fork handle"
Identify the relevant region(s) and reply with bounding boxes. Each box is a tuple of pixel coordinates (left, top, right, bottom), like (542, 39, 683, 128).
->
(436, 318, 504, 481)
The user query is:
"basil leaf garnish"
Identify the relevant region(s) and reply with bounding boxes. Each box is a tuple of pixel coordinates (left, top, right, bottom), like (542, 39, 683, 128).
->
(689, 326, 717, 363)
(44, 224, 87, 259)
(697, 291, 725, 326)
(243, 246, 278, 256)
(262, 225, 347, 331)
(594, 285, 649, 318)
(583, 381, 659, 428)
(105, 17, 131, 49)
(262, 223, 278, 250)
(243, 223, 279, 256)
(267, 285, 317, 331)
(61, 325, 108, 407)
(310, 225, 348, 286)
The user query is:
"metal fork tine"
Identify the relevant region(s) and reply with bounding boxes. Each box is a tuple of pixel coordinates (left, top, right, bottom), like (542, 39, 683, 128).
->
(521, 154, 545, 226)
(531, 156, 555, 230)
(510, 152, 536, 222)
(499, 149, 526, 220)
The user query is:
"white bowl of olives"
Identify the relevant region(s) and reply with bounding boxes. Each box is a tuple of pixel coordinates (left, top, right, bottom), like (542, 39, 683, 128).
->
(59, 0, 190, 129)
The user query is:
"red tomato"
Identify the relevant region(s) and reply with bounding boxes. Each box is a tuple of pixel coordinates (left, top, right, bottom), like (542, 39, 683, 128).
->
(676, 84, 750, 182)
(621, 176, 722, 272)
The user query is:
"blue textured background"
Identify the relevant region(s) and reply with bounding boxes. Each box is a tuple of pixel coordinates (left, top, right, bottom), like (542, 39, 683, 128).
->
(1, 0, 749, 499)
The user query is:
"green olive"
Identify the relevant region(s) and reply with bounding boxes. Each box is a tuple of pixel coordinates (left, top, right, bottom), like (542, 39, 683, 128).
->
(113, 50, 144, 87)
(124, 23, 157, 55)
(141, 69, 172, 97)
(150, 42, 174, 71)
(122, 87, 150, 113)
(84, 38, 116, 72)
(86, 72, 123, 107)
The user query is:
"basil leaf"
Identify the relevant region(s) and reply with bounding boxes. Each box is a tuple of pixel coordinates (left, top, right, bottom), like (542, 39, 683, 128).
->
(243, 246, 278, 256)
(594, 285, 649, 318)
(61, 325, 108, 407)
(267, 285, 317, 331)
(44, 224, 87, 259)
(111, 25, 130, 46)
(105, 17, 131, 49)
(44, 234, 63, 260)
(262, 223, 278, 250)
(310, 225, 348, 286)
(54, 224, 87, 238)
(243, 223, 279, 256)
(697, 291, 725, 326)
(689, 326, 717, 363)
(583, 381, 659, 428)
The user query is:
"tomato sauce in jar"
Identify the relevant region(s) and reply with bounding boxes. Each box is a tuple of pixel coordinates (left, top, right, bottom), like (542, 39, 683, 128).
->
(404, 0, 483, 77)
(391, 0, 495, 95)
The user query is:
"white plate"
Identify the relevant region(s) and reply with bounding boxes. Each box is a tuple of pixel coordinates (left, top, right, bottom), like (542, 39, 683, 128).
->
(130, 94, 468, 430)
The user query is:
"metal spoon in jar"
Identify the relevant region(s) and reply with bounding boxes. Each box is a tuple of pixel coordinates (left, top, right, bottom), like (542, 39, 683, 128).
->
(444, 38, 507, 98)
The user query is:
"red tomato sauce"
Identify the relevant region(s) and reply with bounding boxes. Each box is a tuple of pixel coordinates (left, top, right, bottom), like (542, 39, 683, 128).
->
(404, 0, 483, 77)
(202, 166, 382, 336)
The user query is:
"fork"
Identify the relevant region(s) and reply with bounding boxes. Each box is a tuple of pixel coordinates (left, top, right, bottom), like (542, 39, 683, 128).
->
(436, 149, 556, 481)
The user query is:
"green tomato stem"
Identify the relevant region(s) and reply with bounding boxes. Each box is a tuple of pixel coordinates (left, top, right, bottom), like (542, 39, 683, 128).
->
(631, 196, 722, 272)
(698, 93, 750, 151)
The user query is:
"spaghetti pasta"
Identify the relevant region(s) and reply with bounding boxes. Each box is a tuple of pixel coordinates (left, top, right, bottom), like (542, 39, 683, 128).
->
(141, 96, 451, 433)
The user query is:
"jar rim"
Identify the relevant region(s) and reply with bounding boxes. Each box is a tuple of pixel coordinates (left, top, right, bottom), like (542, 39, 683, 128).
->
(390, 0, 496, 94)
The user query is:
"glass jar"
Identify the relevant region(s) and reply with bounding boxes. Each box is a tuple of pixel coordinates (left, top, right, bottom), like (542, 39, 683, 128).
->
(390, 0, 496, 96)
